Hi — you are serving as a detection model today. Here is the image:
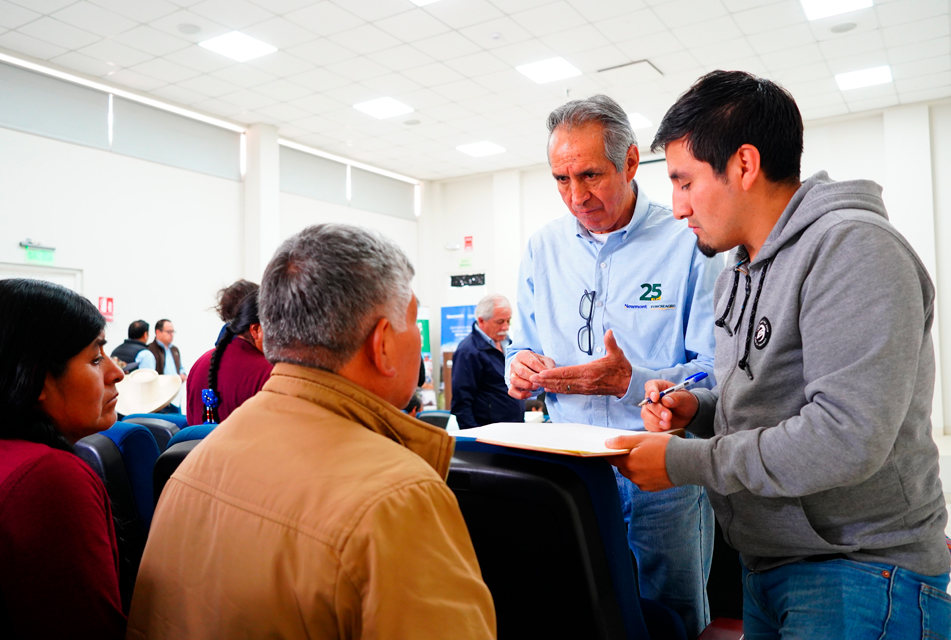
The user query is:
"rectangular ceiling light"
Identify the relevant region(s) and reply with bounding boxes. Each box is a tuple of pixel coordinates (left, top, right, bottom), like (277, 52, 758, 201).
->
(457, 141, 506, 157)
(628, 113, 653, 130)
(199, 31, 277, 62)
(516, 57, 582, 84)
(353, 97, 414, 119)
(835, 65, 891, 90)
(800, 0, 872, 20)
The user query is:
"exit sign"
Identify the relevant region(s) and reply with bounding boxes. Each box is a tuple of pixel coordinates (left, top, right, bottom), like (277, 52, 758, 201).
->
(25, 248, 54, 263)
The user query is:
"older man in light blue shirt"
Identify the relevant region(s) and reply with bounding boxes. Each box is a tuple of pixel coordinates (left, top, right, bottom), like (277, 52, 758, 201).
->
(506, 95, 723, 639)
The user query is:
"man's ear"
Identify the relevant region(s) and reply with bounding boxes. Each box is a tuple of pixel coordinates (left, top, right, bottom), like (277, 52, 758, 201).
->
(365, 317, 397, 378)
(624, 144, 640, 183)
(735, 144, 761, 191)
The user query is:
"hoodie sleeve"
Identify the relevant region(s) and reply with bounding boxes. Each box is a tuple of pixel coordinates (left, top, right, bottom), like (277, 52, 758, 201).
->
(666, 220, 933, 497)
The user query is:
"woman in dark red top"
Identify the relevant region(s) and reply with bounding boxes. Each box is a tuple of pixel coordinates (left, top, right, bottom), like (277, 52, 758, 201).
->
(0, 279, 127, 639)
(186, 290, 273, 425)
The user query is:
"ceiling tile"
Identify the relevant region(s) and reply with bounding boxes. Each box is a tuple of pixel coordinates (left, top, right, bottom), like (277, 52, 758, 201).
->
(876, 0, 948, 28)
(114, 25, 191, 57)
(423, 0, 503, 29)
(540, 25, 615, 56)
(614, 32, 684, 61)
(761, 43, 824, 71)
(673, 16, 743, 48)
(284, 1, 362, 36)
(164, 44, 235, 73)
(895, 70, 951, 93)
(442, 51, 510, 77)
(327, 0, 410, 22)
(0, 1, 40, 30)
(887, 37, 949, 65)
(254, 78, 313, 101)
(150, 10, 230, 42)
(510, 2, 587, 38)
(430, 78, 492, 101)
(458, 16, 534, 50)
(324, 56, 391, 82)
(487, 38, 555, 66)
(824, 50, 889, 75)
(818, 29, 884, 60)
(722, 0, 783, 10)
(794, 90, 846, 111)
(20, 17, 101, 50)
(359, 72, 423, 96)
(8, 0, 73, 13)
(365, 44, 436, 72)
(211, 64, 277, 89)
(374, 8, 449, 42)
(570, 44, 631, 73)
(593, 9, 668, 41)
(800, 103, 850, 121)
(897, 85, 951, 104)
(287, 38, 356, 66)
(691, 37, 756, 66)
(79, 38, 154, 66)
(845, 93, 900, 114)
(190, 97, 242, 117)
(132, 57, 201, 83)
(411, 31, 482, 61)
(88, 0, 180, 22)
(649, 50, 703, 75)
(779, 76, 838, 98)
(176, 73, 240, 97)
(0, 29, 68, 58)
(892, 55, 950, 80)
(397, 86, 452, 109)
(151, 82, 209, 104)
(654, 0, 729, 28)
(288, 112, 344, 132)
(51, 2, 138, 38)
(883, 16, 949, 48)
(49, 50, 118, 76)
(328, 24, 402, 55)
(106, 68, 167, 90)
(402, 62, 465, 86)
(244, 0, 314, 15)
(422, 102, 476, 122)
(189, 0, 274, 30)
(771, 61, 832, 84)
(219, 88, 277, 110)
(733, 1, 806, 36)
(320, 82, 379, 105)
(288, 67, 351, 92)
(746, 23, 814, 55)
(564, 0, 648, 21)
(245, 51, 314, 77)
(242, 17, 317, 49)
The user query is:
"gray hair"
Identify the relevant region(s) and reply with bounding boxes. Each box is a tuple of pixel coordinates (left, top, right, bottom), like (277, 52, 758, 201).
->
(476, 294, 510, 321)
(260, 223, 415, 372)
(547, 94, 637, 172)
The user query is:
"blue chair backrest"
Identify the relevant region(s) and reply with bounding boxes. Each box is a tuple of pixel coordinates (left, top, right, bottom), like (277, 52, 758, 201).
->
(120, 416, 179, 452)
(124, 412, 188, 430)
(167, 423, 217, 448)
(449, 439, 685, 640)
(101, 422, 161, 529)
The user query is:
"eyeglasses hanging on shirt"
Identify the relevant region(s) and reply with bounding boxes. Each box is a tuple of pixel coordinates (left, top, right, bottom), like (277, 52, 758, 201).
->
(578, 289, 596, 355)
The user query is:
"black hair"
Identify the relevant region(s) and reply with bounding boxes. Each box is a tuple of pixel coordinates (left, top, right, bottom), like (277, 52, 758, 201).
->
(651, 70, 803, 186)
(404, 392, 422, 415)
(0, 279, 106, 452)
(155, 319, 171, 333)
(205, 291, 260, 423)
(215, 280, 259, 323)
(128, 320, 149, 340)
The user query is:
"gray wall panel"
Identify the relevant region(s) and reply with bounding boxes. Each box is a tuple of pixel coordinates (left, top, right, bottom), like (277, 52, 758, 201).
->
(350, 167, 415, 220)
(279, 146, 347, 205)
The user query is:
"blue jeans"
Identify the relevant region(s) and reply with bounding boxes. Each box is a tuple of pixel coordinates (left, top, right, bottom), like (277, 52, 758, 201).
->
(743, 559, 951, 639)
(614, 468, 714, 640)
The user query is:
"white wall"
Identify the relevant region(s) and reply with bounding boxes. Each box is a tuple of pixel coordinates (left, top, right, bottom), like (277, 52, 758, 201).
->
(0, 126, 243, 380)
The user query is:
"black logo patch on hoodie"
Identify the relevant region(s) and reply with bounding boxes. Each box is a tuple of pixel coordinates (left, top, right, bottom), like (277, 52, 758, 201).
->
(754, 317, 771, 349)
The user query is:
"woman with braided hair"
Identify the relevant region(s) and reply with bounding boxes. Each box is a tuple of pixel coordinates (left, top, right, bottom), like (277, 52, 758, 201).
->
(185, 291, 272, 426)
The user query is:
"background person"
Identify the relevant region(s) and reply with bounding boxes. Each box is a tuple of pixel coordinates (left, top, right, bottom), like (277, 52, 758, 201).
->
(110, 319, 149, 373)
(0, 278, 126, 639)
(186, 290, 272, 425)
(128, 224, 495, 639)
(608, 70, 951, 639)
(451, 294, 523, 429)
(506, 94, 721, 639)
(138, 319, 186, 413)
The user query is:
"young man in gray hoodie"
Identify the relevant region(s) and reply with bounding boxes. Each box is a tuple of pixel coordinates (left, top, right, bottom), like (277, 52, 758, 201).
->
(606, 70, 951, 638)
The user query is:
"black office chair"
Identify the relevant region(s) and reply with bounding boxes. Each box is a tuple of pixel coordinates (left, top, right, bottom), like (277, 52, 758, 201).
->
(153, 439, 202, 504)
(417, 410, 450, 429)
(121, 416, 179, 452)
(448, 440, 686, 640)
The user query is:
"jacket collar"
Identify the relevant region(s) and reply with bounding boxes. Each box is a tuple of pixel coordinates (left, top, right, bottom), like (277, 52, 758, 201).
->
(262, 363, 455, 479)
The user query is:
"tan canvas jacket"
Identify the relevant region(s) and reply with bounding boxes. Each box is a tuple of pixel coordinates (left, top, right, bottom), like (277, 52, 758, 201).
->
(127, 363, 496, 639)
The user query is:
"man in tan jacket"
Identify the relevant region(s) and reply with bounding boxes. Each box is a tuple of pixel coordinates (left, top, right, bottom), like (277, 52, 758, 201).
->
(128, 224, 496, 639)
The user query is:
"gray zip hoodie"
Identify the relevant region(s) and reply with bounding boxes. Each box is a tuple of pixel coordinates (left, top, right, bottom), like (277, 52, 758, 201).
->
(666, 171, 949, 576)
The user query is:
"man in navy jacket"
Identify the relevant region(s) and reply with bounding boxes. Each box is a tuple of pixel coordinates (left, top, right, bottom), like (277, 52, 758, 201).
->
(451, 295, 524, 429)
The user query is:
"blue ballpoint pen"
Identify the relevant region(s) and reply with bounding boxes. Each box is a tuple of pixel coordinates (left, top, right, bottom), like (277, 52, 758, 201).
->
(637, 372, 708, 407)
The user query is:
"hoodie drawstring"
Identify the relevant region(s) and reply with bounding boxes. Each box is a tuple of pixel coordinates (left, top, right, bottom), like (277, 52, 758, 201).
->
(737, 259, 772, 380)
(714, 259, 749, 337)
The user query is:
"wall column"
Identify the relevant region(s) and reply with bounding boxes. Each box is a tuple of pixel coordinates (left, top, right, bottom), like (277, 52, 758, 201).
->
(883, 104, 944, 434)
(491, 170, 523, 311)
(243, 123, 281, 281)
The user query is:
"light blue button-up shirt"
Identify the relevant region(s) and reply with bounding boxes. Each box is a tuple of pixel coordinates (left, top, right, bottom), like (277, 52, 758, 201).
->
(136, 342, 184, 376)
(507, 180, 723, 431)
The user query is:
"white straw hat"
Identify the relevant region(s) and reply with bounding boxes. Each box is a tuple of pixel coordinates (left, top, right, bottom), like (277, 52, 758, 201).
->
(115, 369, 182, 416)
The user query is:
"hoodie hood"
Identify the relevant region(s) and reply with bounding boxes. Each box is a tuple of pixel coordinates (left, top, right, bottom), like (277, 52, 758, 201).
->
(750, 171, 888, 266)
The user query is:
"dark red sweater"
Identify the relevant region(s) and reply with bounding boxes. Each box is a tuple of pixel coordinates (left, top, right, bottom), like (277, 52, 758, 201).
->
(0, 439, 126, 639)
(186, 337, 273, 426)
